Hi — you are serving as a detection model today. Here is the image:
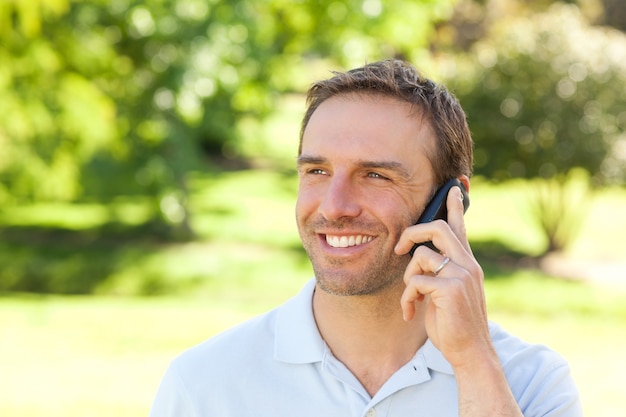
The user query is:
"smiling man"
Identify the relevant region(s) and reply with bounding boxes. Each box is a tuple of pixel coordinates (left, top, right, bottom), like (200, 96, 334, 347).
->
(296, 96, 431, 299)
(150, 60, 582, 417)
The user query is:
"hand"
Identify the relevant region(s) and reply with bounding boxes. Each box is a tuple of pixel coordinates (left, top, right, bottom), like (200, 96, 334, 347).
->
(394, 185, 492, 367)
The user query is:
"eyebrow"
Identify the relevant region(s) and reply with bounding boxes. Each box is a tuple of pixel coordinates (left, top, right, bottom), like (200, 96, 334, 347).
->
(297, 155, 326, 166)
(360, 160, 413, 180)
(297, 155, 412, 180)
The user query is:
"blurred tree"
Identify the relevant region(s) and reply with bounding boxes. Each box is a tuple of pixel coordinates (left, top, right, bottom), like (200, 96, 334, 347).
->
(436, 0, 626, 54)
(0, 0, 457, 241)
(444, 3, 626, 253)
(598, 0, 626, 31)
(0, 0, 116, 203)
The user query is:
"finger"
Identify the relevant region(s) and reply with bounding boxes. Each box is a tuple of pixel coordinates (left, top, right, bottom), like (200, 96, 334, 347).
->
(403, 249, 454, 287)
(400, 273, 443, 321)
(400, 284, 421, 321)
(394, 219, 446, 255)
(402, 245, 434, 282)
(446, 186, 472, 254)
(401, 255, 468, 320)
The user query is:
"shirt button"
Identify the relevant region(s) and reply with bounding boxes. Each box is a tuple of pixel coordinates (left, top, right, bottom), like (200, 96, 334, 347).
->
(366, 409, 376, 417)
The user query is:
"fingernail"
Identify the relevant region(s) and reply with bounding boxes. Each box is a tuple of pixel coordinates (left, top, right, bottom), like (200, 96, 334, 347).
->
(456, 186, 463, 201)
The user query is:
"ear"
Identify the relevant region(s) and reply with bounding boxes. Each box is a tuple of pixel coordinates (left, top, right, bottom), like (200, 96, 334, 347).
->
(458, 175, 470, 194)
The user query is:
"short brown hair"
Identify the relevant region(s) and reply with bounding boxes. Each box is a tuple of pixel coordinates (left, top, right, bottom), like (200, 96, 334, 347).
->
(299, 59, 473, 186)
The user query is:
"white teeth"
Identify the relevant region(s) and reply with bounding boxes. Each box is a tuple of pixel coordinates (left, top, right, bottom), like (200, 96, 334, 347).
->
(326, 235, 373, 248)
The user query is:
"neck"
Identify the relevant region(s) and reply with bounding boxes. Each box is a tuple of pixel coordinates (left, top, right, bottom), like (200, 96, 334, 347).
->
(312, 279, 427, 396)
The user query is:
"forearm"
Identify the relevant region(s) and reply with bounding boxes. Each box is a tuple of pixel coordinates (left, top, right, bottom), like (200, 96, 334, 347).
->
(454, 349, 523, 417)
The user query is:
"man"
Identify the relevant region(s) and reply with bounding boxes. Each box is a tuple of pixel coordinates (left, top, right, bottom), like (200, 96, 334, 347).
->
(150, 60, 582, 416)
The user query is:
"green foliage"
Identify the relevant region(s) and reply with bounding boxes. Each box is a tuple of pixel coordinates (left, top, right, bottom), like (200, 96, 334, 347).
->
(0, 4, 118, 202)
(0, 0, 457, 239)
(444, 3, 626, 252)
(2, 168, 626, 295)
(3, 0, 625, 287)
(0, 0, 456, 195)
(448, 4, 626, 183)
(0, 169, 306, 294)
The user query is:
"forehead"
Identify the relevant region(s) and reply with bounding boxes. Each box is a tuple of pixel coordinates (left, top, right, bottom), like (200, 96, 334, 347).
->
(301, 94, 435, 167)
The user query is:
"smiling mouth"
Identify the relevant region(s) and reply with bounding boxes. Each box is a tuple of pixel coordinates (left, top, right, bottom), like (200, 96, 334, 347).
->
(325, 234, 374, 248)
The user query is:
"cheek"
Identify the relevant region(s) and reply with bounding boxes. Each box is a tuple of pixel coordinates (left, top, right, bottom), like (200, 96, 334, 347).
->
(296, 178, 326, 214)
(378, 201, 414, 236)
(295, 190, 316, 224)
(390, 213, 413, 237)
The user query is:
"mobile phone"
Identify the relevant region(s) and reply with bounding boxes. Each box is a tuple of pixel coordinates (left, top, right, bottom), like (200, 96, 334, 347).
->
(409, 178, 470, 255)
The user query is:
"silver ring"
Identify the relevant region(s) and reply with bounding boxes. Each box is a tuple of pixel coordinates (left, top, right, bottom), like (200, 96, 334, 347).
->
(434, 256, 450, 276)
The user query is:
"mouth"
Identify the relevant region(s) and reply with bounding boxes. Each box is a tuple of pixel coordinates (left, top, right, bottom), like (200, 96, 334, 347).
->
(325, 234, 374, 248)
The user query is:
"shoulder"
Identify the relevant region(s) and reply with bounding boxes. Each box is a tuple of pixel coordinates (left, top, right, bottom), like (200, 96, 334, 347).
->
(150, 282, 321, 417)
(174, 307, 279, 372)
(155, 308, 281, 408)
(168, 279, 318, 379)
(149, 309, 282, 417)
(489, 322, 583, 416)
(489, 321, 568, 372)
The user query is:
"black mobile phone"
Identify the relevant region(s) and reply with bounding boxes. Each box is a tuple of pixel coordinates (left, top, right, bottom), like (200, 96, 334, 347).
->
(409, 178, 470, 255)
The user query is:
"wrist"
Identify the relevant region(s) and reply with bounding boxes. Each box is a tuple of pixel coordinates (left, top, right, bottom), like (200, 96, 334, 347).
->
(451, 342, 501, 376)
(452, 347, 523, 417)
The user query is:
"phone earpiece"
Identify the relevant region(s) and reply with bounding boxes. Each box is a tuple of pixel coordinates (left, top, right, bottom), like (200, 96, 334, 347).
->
(408, 178, 469, 256)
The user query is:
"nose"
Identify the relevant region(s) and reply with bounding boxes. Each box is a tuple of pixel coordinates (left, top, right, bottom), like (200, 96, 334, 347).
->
(318, 174, 361, 221)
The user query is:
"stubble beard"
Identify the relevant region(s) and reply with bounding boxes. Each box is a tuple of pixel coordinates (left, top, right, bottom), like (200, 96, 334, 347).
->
(312, 252, 409, 297)
(299, 217, 410, 297)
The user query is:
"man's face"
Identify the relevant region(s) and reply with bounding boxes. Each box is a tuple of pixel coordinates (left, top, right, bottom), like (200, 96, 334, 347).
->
(296, 94, 436, 296)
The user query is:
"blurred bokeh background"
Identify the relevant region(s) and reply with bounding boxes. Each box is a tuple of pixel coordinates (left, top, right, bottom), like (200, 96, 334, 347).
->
(1, 0, 625, 416)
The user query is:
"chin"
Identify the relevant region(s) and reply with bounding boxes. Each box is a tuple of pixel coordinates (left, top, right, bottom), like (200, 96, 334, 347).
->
(314, 269, 398, 297)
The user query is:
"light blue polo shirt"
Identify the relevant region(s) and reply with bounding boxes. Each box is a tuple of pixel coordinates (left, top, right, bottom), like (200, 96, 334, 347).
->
(150, 279, 582, 417)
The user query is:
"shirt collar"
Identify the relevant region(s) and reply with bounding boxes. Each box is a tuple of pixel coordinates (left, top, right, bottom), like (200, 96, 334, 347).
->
(419, 339, 454, 375)
(274, 279, 325, 364)
(274, 278, 455, 377)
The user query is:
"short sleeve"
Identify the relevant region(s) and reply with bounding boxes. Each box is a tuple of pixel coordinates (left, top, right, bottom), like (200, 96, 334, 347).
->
(149, 361, 196, 417)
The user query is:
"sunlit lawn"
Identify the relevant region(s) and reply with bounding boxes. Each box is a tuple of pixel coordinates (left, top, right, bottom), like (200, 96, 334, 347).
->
(2, 273, 625, 417)
(1, 169, 626, 416)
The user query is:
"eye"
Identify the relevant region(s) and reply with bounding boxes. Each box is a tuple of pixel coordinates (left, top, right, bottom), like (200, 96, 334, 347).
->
(309, 168, 328, 175)
(367, 171, 389, 180)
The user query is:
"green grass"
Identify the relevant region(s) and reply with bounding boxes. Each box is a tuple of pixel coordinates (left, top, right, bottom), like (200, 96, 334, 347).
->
(0, 296, 253, 417)
(1, 169, 626, 416)
(1, 275, 625, 417)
